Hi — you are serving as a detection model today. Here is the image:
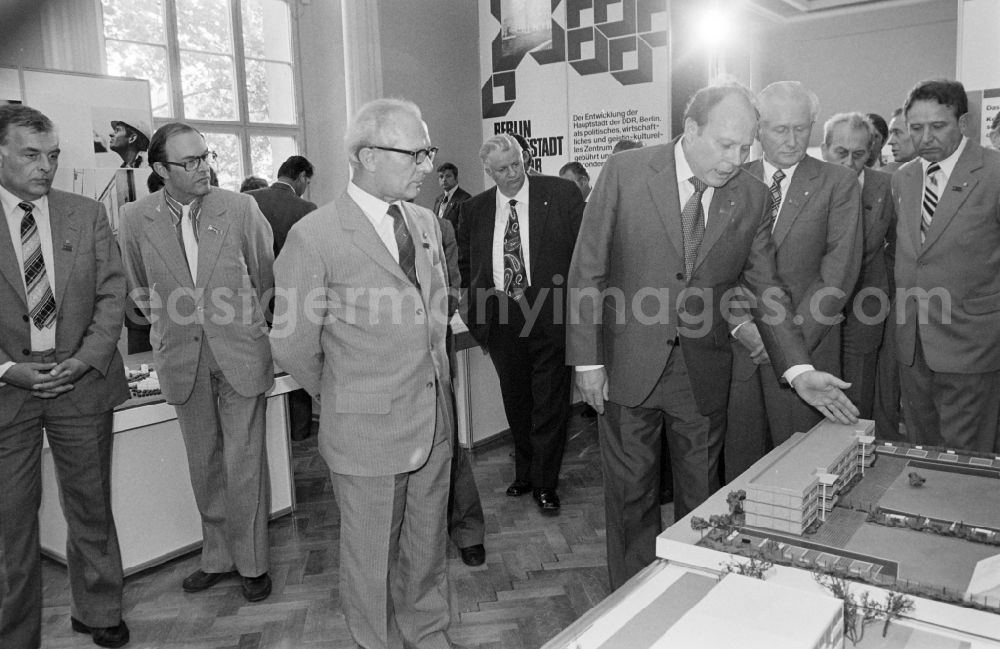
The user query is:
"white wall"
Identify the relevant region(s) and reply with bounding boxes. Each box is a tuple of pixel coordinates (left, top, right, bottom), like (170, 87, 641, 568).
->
(958, 0, 1000, 90)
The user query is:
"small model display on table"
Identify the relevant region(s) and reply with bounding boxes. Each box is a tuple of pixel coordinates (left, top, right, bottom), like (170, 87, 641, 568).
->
(125, 363, 161, 398)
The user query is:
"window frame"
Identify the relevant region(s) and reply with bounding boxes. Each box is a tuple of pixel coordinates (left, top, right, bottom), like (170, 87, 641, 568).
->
(99, 0, 305, 185)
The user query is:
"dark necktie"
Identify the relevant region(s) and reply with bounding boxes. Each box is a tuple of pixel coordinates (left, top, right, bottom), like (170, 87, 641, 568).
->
(20, 202, 57, 330)
(921, 162, 941, 244)
(388, 204, 419, 286)
(503, 199, 527, 300)
(766, 168, 786, 232)
(680, 177, 708, 281)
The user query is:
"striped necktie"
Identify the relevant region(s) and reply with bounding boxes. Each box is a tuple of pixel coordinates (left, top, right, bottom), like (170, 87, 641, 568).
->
(503, 199, 527, 300)
(388, 204, 419, 287)
(921, 162, 941, 244)
(681, 176, 708, 281)
(766, 169, 785, 232)
(20, 202, 57, 330)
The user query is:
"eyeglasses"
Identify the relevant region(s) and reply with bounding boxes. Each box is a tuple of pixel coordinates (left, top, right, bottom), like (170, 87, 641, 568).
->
(160, 150, 218, 172)
(367, 145, 438, 165)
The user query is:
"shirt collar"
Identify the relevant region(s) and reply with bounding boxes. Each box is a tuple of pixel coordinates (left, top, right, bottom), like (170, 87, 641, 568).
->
(163, 189, 203, 224)
(274, 180, 296, 193)
(348, 181, 397, 225)
(762, 157, 800, 185)
(0, 183, 48, 221)
(675, 137, 695, 186)
(495, 177, 530, 211)
(922, 136, 968, 179)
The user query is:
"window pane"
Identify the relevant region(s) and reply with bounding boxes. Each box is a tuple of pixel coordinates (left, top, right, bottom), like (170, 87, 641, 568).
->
(250, 135, 297, 180)
(242, 0, 291, 61)
(245, 60, 295, 123)
(105, 41, 172, 117)
(175, 0, 233, 54)
(180, 51, 238, 120)
(102, 0, 165, 44)
(202, 132, 242, 191)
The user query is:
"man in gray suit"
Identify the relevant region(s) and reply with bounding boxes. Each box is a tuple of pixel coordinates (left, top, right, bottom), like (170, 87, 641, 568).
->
(726, 81, 862, 482)
(0, 104, 129, 648)
(271, 98, 455, 649)
(119, 123, 275, 602)
(893, 79, 1000, 452)
(821, 112, 896, 421)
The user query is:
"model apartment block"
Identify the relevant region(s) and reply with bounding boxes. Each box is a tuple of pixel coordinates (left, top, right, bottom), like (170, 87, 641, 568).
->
(744, 421, 876, 534)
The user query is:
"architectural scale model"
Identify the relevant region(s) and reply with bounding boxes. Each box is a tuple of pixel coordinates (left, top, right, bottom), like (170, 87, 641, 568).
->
(125, 364, 161, 398)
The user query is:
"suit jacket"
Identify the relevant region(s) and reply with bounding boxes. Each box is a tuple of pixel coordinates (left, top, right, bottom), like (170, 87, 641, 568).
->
(247, 182, 317, 257)
(892, 140, 1000, 373)
(0, 189, 128, 426)
(119, 188, 275, 403)
(565, 139, 811, 414)
(456, 174, 584, 347)
(438, 217, 460, 317)
(434, 186, 472, 231)
(734, 156, 862, 378)
(843, 168, 896, 354)
(270, 193, 453, 476)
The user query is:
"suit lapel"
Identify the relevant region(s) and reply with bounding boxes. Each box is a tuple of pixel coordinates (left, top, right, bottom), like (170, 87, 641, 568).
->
(48, 191, 81, 313)
(921, 143, 981, 253)
(477, 188, 497, 284)
(896, 162, 923, 253)
(772, 155, 819, 248)
(527, 178, 548, 277)
(401, 202, 434, 304)
(0, 204, 25, 304)
(339, 194, 411, 285)
(696, 181, 737, 272)
(146, 195, 194, 287)
(646, 141, 684, 261)
(194, 191, 230, 289)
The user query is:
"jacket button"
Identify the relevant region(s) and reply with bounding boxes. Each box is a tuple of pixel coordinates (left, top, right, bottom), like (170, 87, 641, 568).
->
(22, 349, 30, 356)
(675, 273, 684, 281)
(22, 314, 29, 322)
(416, 308, 424, 316)
(426, 381, 434, 389)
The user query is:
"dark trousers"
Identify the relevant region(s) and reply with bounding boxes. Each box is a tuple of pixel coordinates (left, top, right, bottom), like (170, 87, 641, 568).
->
(873, 318, 903, 441)
(487, 307, 571, 490)
(0, 392, 123, 649)
(288, 388, 314, 439)
(600, 349, 725, 590)
(842, 348, 878, 420)
(899, 331, 1000, 453)
(445, 333, 484, 549)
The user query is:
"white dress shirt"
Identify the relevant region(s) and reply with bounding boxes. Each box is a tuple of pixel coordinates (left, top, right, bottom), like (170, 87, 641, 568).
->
(0, 184, 56, 381)
(348, 181, 403, 263)
(492, 180, 532, 291)
(922, 136, 967, 188)
(438, 186, 458, 217)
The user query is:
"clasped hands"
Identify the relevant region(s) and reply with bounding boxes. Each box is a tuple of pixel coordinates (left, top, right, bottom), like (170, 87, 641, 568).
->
(5, 358, 91, 398)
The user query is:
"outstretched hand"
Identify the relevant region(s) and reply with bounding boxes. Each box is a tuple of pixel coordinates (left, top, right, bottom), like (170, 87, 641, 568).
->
(790, 370, 859, 424)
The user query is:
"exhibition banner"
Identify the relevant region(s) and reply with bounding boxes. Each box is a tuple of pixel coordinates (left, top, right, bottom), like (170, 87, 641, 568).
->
(982, 88, 999, 148)
(479, 0, 670, 180)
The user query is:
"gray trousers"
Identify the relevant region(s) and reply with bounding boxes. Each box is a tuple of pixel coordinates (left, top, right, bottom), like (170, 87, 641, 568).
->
(171, 343, 270, 577)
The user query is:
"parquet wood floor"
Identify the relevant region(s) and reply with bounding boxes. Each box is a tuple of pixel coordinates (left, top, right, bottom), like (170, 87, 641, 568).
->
(39, 408, 675, 649)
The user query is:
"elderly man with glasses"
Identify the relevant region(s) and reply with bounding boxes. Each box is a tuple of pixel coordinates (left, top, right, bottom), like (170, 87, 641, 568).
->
(118, 122, 276, 602)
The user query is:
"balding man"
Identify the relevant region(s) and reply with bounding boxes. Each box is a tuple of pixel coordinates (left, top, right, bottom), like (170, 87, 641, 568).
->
(271, 99, 455, 649)
(821, 112, 896, 421)
(567, 82, 858, 590)
(726, 81, 862, 482)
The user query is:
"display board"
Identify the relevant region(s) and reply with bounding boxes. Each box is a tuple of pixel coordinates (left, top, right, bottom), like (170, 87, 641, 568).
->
(478, 0, 671, 181)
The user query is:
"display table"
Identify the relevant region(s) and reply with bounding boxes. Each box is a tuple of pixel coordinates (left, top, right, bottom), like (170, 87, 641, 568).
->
(38, 354, 298, 576)
(543, 420, 1000, 648)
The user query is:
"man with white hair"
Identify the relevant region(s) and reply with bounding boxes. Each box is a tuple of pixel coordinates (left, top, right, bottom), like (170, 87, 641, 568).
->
(821, 112, 896, 421)
(270, 98, 454, 649)
(726, 81, 862, 481)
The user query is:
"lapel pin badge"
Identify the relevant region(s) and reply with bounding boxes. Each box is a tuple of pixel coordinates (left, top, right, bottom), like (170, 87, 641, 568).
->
(207, 225, 221, 234)
(61, 240, 73, 251)
(422, 232, 430, 248)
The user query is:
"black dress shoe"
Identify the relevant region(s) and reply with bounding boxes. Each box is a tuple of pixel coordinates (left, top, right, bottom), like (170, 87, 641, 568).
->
(459, 544, 486, 566)
(506, 480, 532, 497)
(242, 573, 272, 602)
(182, 569, 230, 593)
(533, 489, 561, 513)
(71, 617, 130, 648)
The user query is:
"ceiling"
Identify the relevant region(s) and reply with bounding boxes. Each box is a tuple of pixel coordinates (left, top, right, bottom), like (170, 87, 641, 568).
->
(743, 0, 927, 22)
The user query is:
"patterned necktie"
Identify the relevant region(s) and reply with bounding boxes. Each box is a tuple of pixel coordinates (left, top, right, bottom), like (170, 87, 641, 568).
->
(766, 168, 786, 232)
(681, 176, 708, 281)
(921, 162, 941, 244)
(503, 199, 527, 300)
(388, 204, 419, 286)
(20, 202, 57, 330)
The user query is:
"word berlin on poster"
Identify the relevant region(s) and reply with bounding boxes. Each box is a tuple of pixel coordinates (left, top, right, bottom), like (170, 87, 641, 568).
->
(479, 0, 670, 181)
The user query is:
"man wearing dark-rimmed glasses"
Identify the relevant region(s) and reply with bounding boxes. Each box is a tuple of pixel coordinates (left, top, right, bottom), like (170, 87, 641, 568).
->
(118, 122, 276, 602)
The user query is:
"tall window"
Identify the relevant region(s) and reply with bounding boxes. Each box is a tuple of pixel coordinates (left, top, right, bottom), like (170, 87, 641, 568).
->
(101, 0, 301, 189)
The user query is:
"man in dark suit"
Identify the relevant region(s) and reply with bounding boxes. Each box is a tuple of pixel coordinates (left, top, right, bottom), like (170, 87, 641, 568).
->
(821, 112, 896, 421)
(726, 81, 862, 482)
(457, 134, 584, 513)
(120, 123, 275, 602)
(893, 79, 1000, 453)
(271, 98, 455, 649)
(247, 155, 317, 441)
(0, 104, 130, 648)
(432, 162, 471, 231)
(566, 82, 858, 590)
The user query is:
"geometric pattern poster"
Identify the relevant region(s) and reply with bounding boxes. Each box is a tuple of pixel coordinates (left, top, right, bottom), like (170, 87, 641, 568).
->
(479, 0, 670, 180)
